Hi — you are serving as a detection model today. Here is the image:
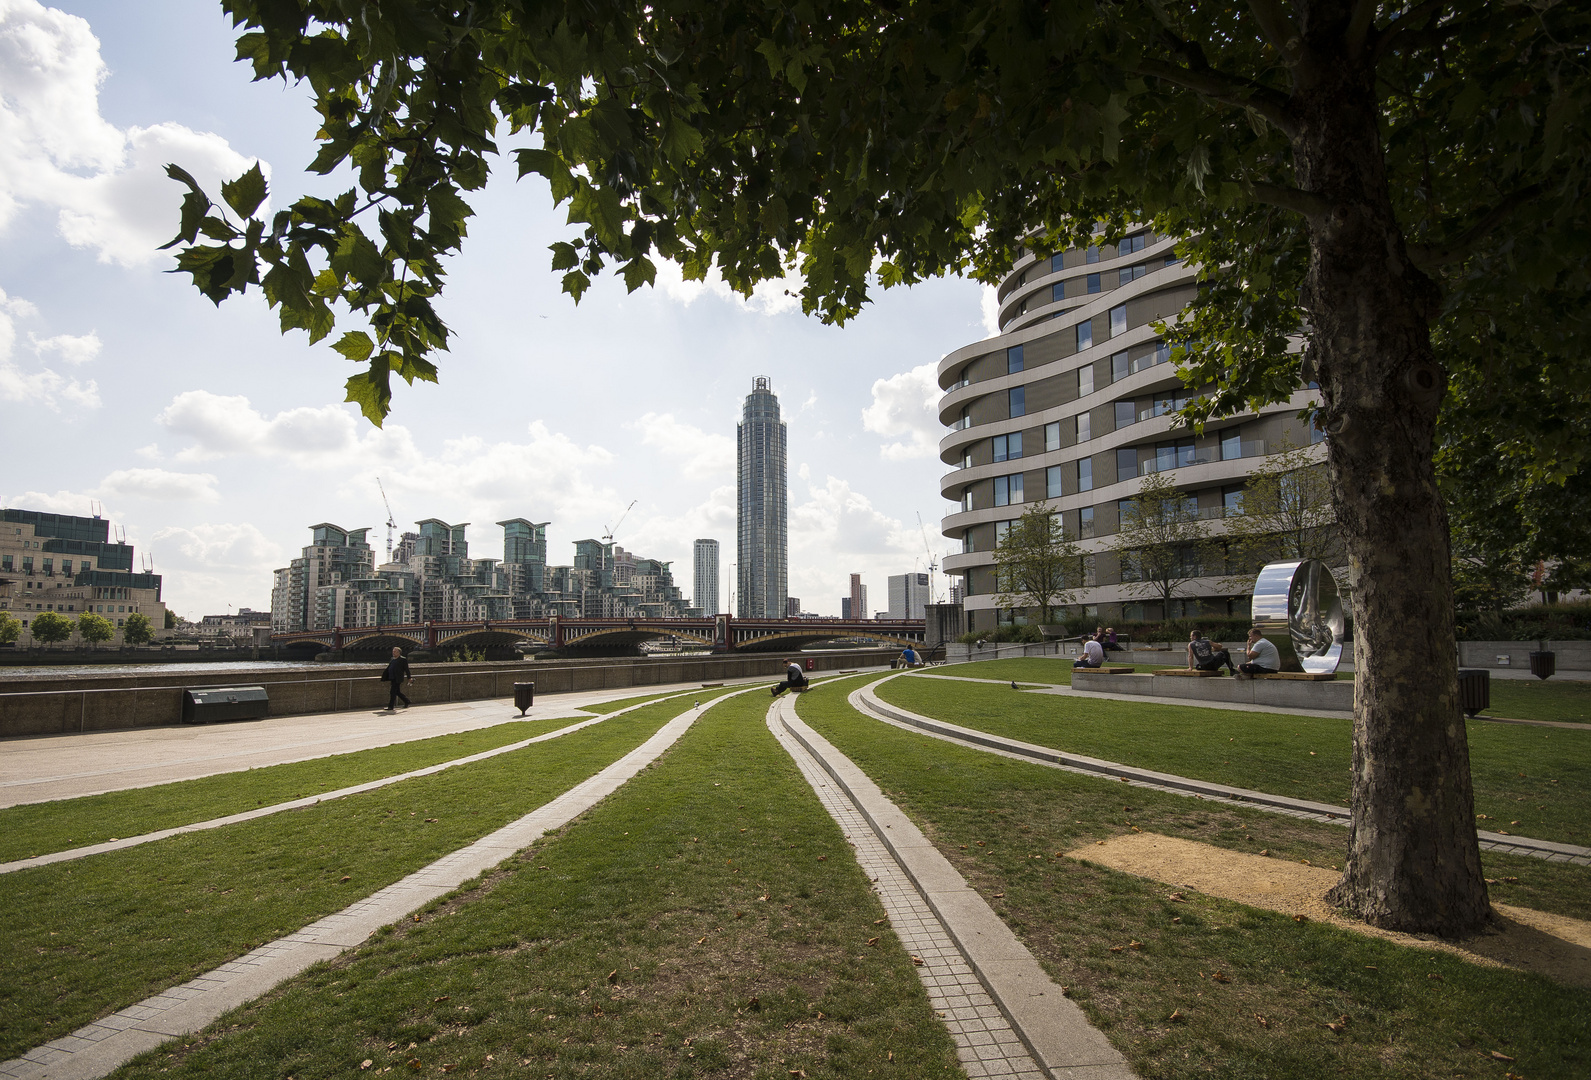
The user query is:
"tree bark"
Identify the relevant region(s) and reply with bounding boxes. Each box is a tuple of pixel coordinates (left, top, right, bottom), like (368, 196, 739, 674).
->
(1292, 2, 1490, 935)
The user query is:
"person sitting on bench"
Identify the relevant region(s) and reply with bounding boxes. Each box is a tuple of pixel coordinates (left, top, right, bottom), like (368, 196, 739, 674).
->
(1238, 628, 1281, 677)
(1103, 627, 1124, 652)
(1185, 630, 1236, 674)
(1074, 637, 1105, 670)
(900, 645, 922, 668)
(771, 658, 810, 696)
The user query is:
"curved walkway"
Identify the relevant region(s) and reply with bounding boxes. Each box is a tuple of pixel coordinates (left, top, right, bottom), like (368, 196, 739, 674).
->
(856, 673, 1591, 867)
(0, 690, 753, 1080)
(771, 692, 1135, 1080)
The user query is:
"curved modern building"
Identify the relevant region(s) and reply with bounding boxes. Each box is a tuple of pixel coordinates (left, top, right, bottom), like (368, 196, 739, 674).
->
(937, 228, 1324, 631)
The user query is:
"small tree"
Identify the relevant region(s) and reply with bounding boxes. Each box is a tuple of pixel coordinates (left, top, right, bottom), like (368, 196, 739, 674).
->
(164, 609, 179, 629)
(0, 612, 20, 646)
(1113, 472, 1214, 617)
(993, 502, 1082, 625)
(1220, 439, 1341, 594)
(123, 612, 155, 646)
(77, 612, 115, 649)
(30, 611, 74, 646)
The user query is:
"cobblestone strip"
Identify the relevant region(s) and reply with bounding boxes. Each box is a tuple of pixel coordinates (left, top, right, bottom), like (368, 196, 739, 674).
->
(0, 693, 747, 1080)
(769, 697, 1135, 1080)
(856, 676, 1591, 867)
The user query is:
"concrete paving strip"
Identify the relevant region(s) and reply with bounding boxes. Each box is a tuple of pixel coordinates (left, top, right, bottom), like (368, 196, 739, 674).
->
(0, 689, 754, 1080)
(859, 675, 1591, 867)
(771, 694, 1136, 1080)
(0, 688, 702, 875)
(902, 673, 1059, 687)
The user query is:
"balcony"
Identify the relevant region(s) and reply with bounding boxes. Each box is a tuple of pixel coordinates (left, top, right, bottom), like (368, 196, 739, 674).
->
(1138, 440, 1267, 476)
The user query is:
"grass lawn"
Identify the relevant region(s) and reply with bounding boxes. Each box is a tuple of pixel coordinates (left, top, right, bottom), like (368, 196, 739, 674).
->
(1487, 678, 1591, 723)
(114, 688, 962, 1080)
(0, 694, 725, 1061)
(879, 675, 1591, 847)
(580, 689, 699, 714)
(799, 675, 1591, 1080)
(0, 714, 600, 864)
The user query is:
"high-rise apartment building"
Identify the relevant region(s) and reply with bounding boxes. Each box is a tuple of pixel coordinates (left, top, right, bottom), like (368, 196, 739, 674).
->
(938, 229, 1324, 630)
(887, 572, 930, 620)
(846, 574, 869, 622)
(737, 377, 788, 618)
(693, 539, 720, 615)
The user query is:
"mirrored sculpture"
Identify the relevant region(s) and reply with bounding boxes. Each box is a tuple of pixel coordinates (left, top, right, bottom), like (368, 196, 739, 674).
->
(1251, 559, 1345, 674)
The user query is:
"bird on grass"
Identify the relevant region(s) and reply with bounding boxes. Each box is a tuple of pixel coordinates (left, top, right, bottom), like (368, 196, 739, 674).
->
(1011, 680, 1020, 690)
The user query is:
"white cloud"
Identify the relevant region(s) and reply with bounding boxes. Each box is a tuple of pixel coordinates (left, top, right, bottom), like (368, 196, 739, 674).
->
(981, 284, 1000, 338)
(0, 285, 100, 408)
(786, 472, 949, 614)
(861, 362, 941, 461)
(0, 1, 265, 266)
(153, 522, 281, 569)
(150, 523, 283, 617)
(0, 485, 103, 516)
(629, 412, 735, 481)
(31, 329, 99, 364)
(651, 257, 804, 316)
(98, 467, 219, 502)
(158, 390, 364, 462)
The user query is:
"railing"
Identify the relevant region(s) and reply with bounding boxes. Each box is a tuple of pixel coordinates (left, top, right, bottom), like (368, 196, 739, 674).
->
(1221, 439, 1268, 460)
(1137, 439, 1269, 476)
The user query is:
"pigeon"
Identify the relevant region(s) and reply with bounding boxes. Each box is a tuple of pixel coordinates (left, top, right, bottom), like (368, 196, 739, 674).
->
(1011, 680, 1020, 690)
(695, 700, 701, 708)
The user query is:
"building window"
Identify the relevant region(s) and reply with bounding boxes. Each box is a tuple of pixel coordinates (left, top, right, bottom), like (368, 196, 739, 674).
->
(1086, 272, 1101, 293)
(42, 558, 53, 574)
(1052, 283, 1065, 304)
(1085, 246, 1101, 264)
(1141, 389, 1193, 421)
(0, 555, 9, 571)
(1081, 553, 1098, 586)
(1044, 421, 1060, 452)
(1110, 304, 1127, 337)
(1077, 458, 1093, 492)
(992, 432, 1022, 462)
(22, 557, 32, 572)
(1076, 412, 1092, 441)
(1221, 428, 1243, 460)
(961, 487, 973, 512)
(1077, 320, 1093, 351)
(1119, 264, 1148, 286)
(1153, 438, 1198, 474)
(993, 474, 1024, 507)
(1132, 341, 1171, 374)
(995, 520, 1013, 545)
(960, 449, 972, 470)
(959, 407, 972, 430)
(1047, 465, 1064, 499)
(1079, 506, 1096, 538)
(1008, 387, 1025, 418)
(1223, 485, 1245, 516)
(1121, 233, 1148, 255)
(1007, 345, 1024, 374)
(1051, 253, 1065, 273)
(1078, 364, 1095, 397)
(1117, 448, 1139, 483)
(1115, 401, 1136, 429)
(1111, 350, 1130, 382)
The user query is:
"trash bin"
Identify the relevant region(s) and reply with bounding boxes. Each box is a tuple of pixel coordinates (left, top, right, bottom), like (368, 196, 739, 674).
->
(1456, 669, 1489, 718)
(1528, 651, 1556, 681)
(182, 686, 269, 724)
(514, 682, 536, 716)
(805, 659, 815, 671)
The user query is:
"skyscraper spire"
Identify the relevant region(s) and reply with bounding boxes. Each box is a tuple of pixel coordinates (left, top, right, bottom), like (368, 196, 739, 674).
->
(737, 377, 788, 618)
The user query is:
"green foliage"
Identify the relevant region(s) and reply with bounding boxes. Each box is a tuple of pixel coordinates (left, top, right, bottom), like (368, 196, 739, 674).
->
(75, 612, 115, 646)
(1218, 438, 1340, 594)
(992, 501, 1082, 625)
(28, 611, 73, 645)
(122, 612, 155, 646)
(1455, 600, 1591, 643)
(164, 609, 179, 629)
(0, 611, 20, 646)
(1112, 471, 1214, 610)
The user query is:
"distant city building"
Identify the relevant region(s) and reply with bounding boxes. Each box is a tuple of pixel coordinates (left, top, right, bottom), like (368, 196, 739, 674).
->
(786, 596, 802, 617)
(887, 573, 931, 620)
(949, 582, 965, 605)
(848, 574, 869, 621)
(693, 539, 720, 615)
(737, 377, 788, 618)
(198, 608, 273, 637)
(271, 517, 692, 632)
(0, 507, 168, 643)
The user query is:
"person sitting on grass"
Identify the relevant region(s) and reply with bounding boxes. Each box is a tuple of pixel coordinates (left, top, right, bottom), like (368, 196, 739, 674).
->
(1185, 630, 1236, 674)
(1238, 628, 1282, 677)
(771, 657, 810, 696)
(1074, 636, 1105, 670)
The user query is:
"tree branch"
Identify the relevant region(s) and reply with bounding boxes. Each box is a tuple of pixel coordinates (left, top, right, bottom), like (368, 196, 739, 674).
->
(1407, 183, 1546, 268)
(1130, 58, 1298, 137)
(1246, 0, 1301, 56)
(1246, 180, 1331, 221)
(1370, 0, 1454, 64)
(1345, 0, 1380, 58)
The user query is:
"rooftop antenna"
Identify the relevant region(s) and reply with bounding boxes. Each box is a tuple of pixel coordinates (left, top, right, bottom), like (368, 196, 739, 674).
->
(917, 512, 940, 604)
(377, 477, 397, 561)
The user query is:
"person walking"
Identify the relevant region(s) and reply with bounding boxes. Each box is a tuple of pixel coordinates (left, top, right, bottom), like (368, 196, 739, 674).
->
(381, 646, 412, 712)
(771, 658, 809, 696)
(1238, 628, 1281, 677)
(1185, 630, 1236, 674)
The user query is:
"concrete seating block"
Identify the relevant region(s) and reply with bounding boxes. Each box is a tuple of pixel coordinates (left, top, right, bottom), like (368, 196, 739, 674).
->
(1153, 669, 1222, 677)
(1075, 666, 1135, 675)
(1251, 672, 1338, 681)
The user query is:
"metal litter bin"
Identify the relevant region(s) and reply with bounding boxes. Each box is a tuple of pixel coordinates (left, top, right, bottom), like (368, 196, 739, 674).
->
(514, 682, 535, 716)
(1456, 669, 1490, 718)
(1529, 651, 1556, 681)
(182, 686, 269, 724)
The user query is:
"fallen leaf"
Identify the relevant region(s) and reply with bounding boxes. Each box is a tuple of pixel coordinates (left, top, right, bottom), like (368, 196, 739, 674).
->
(1365, 966, 1377, 971)
(1491, 1051, 1516, 1062)
(407, 1060, 422, 1071)
(340, 875, 351, 882)
(873, 919, 886, 925)
(1428, 973, 1444, 981)
(1110, 945, 1124, 953)
(911, 956, 925, 966)
(759, 895, 769, 901)
(1129, 940, 1144, 950)
(1326, 1022, 1345, 1033)
(360, 1061, 373, 1071)
(866, 937, 879, 946)
(607, 970, 618, 983)
(1172, 917, 1182, 923)
(1259, 849, 1270, 856)
(1256, 1015, 1270, 1028)
(1293, 915, 1309, 923)
(993, 893, 1005, 899)
(1167, 892, 1186, 902)
(441, 1066, 456, 1074)
(1210, 971, 1230, 983)
(817, 856, 827, 861)
(1168, 1009, 1184, 1022)
(1097, 840, 1107, 846)
(1309, 751, 1316, 756)
(696, 936, 707, 945)
(1510, 820, 1521, 825)
(434, 996, 450, 1002)
(888, 1051, 895, 1062)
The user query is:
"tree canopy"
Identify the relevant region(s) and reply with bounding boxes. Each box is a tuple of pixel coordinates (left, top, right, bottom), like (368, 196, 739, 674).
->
(992, 501, 1082, 625)
(29, 612, 73, 646)
(122, 612, 156, 646)
(76, 612, 115, 647)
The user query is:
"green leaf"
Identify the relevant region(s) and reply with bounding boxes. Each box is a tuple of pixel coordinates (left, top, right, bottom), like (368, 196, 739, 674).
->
(332, 331, 376, 363)
(221, 163, 269, 219)
(620, 255, 656, 293)
(344, 363, 392, 427)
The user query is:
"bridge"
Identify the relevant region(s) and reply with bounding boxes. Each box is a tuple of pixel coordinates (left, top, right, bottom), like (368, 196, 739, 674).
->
(271, 614, 929, 655)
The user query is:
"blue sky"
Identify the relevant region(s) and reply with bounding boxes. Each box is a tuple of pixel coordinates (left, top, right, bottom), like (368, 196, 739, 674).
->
(0, 0, 992, 618)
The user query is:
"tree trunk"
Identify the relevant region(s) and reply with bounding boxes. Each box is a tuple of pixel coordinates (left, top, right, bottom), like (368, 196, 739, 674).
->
(1293, 3, 1489, 935)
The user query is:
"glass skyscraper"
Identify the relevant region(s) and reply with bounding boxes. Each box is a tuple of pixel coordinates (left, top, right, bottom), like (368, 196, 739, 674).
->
(736, 377, 788, 618)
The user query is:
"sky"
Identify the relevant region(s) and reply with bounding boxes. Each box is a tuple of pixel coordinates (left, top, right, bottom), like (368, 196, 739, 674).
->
(0, 0, 997, 620)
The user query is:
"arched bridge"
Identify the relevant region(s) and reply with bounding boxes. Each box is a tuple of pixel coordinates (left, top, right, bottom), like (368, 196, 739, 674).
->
(272, 614, 928, 654)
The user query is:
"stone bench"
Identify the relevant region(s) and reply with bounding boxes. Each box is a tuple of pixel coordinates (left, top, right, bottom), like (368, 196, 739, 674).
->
(1074, 666, 1136, 675)
(1249, 671, 1338, 681)
(1070, 670, 1354, 712)
(1153, 669, 1222, 677)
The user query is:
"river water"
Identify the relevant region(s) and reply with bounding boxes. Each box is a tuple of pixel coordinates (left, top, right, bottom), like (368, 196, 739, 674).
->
(0, 660, 344, 679)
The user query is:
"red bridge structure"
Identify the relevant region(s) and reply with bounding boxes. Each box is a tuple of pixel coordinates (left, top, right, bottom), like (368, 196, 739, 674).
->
(271, 614, 928, 656)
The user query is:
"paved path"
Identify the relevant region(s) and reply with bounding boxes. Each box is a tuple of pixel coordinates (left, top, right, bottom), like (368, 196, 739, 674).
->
(0, 676, 779, 809)
(772, 692, 1135, 1079)
(0, 691, 748, 1080)
(858, 675, 1591, 867)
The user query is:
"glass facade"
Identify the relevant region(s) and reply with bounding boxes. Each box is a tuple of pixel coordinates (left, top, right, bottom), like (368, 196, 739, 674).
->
(737, 377, 789, 618)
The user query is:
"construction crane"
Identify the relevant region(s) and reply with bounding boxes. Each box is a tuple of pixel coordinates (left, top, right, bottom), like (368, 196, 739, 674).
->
(603, 499, 638, 544)
(917, 512, 940, 604)
(377, 477, 397, 561)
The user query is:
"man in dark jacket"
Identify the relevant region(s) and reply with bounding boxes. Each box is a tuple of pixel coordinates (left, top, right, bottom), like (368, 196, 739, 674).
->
(771, 658, 809, 696)
(381, 647, 412, 712)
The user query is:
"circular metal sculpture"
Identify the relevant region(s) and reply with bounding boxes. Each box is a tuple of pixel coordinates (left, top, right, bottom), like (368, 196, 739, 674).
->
(1251, 559, 1345, 674)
